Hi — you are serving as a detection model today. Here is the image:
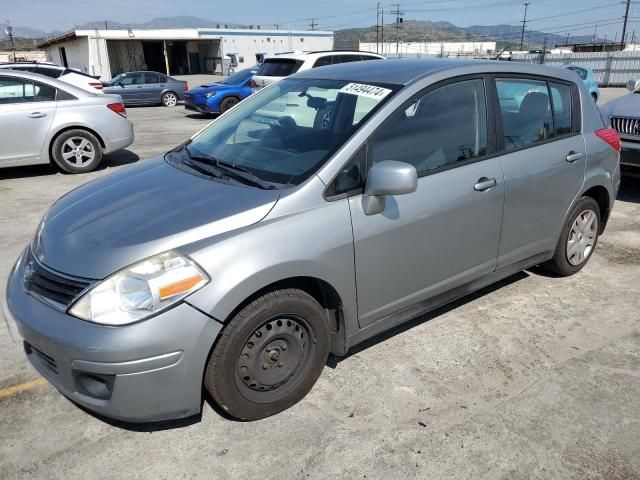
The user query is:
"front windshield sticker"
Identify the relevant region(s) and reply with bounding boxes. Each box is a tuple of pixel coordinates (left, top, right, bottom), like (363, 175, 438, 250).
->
(338, 83, 392, 100)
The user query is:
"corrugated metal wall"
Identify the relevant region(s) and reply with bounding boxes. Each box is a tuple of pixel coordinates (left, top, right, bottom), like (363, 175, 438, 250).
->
(107, 40, 146, 77)
(511, 51, 640, 87)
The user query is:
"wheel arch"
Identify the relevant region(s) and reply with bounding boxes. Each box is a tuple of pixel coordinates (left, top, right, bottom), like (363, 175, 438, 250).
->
(217, 276, 347, 356)
(581, 184, 611, 233)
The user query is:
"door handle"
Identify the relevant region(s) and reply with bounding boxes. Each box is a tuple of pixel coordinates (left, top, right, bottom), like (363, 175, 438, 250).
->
(566, 151, 584, 163)
(28, 112, 47, 118)
(474, 177, 497, 192)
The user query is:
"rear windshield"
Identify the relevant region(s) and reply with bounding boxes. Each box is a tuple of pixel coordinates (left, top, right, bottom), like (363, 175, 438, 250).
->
(256, 59, 304, 77)
(567, 67, 587, 80)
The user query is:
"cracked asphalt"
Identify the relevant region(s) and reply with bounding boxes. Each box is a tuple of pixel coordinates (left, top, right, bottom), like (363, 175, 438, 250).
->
(0, 86, 639, 479)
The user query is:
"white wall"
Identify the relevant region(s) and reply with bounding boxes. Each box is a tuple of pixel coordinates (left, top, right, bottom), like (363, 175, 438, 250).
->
(45, 37, 90, 71)
(217, 33, 333, 67)
(360, 41, 496, 56)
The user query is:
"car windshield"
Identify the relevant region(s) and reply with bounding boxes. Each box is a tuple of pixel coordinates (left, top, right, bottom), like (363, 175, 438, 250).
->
(106, 73, 125, 85)
(219, 67, 256, 85)
(174, 78, 398, 187)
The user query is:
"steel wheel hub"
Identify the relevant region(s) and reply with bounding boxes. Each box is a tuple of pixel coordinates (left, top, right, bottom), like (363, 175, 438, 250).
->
(237, 317, 308, 392)
(567, 209, 597, 266)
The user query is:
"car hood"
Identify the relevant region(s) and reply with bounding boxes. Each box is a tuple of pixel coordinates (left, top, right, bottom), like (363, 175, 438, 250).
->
(34, 156, 280, 279)
(188, 84, 235, 95)
(600, 93, 640, 118)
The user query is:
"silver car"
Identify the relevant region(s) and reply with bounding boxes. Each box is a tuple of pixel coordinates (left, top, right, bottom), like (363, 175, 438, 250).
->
(0, 70, 134, 173)
(4, 59, 621, 422)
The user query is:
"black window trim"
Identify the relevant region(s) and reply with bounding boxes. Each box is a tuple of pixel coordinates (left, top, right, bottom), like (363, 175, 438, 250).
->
(490, 73, 582, 156)
(325, 73, 499, 201)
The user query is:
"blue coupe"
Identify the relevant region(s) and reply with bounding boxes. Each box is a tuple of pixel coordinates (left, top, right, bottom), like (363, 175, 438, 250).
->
(184, 66, 258, 115)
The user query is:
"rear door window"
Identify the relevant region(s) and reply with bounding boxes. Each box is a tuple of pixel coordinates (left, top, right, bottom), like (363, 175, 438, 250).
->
(336, 55, 362, 63)
(145, 73, 160, 84)
(256, 59, 303, 77)
(496, 78, 552, 150)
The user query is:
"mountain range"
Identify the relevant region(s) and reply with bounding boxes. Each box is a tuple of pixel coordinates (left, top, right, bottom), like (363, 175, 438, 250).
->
(1, 16, 602, 49)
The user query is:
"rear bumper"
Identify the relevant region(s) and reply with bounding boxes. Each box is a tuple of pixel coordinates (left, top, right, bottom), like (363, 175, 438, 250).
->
(102, 118, 134, 154)
(5, 248, 223, 422)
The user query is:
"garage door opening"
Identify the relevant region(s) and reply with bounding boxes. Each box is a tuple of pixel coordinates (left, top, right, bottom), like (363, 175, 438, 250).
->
(107, 39, 222, 78)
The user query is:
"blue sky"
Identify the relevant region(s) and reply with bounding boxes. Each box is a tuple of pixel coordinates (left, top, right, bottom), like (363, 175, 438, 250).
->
(4, 0, 638, 40)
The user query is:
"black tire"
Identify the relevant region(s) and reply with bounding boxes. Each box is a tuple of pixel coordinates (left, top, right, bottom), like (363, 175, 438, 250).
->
(542, 196, 601, 276)
(51, 129, 103, 173)
(219, 96, 240, 113)
(204, 289, 330, 420)
(592, 92, 598, 103)
(161, 91, 178, 107)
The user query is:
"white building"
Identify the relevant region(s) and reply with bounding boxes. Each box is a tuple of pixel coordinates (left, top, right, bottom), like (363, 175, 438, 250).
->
(360, 41, 496, 57)
(38, 28, 334, 80)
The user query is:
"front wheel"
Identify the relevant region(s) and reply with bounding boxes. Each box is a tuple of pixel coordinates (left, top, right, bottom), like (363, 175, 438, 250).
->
(161, 91, 178, 107)
(542, 196, 600, 276)
(219, 96, 240, 113)
(204, 289, 330, 420)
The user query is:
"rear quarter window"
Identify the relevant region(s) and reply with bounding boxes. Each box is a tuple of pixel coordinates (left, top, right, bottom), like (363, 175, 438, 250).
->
(256, 59, 304, 77)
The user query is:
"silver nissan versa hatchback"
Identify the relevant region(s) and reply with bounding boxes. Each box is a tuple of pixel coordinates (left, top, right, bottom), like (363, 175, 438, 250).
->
(5, 59, 621, 422)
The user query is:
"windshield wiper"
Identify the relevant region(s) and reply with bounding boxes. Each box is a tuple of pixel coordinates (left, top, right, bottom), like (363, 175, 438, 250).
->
(183, 146, 276, 190)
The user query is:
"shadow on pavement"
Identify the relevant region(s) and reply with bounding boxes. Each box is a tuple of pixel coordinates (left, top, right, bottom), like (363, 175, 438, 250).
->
(328, 271, 529, 368)
(0, 150, 140, 180)
(618, 174, 640, 203)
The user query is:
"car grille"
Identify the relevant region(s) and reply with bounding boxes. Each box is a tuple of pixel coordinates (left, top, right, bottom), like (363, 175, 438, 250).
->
(611, 116, 640, 136)
(23, 249, 91, 310)
(184, 93, 193, 100)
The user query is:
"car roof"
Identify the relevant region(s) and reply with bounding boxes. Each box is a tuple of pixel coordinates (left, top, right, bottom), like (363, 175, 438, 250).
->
(0, 62, 62, 69)
(265, 51, 384, 61)
(0, 69, 94, 97)
(292, 58, 582, 86)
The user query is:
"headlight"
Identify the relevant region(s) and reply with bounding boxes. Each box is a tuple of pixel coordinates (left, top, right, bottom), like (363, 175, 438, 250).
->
(69, 251, 208, 326)
(205, 91, 218, 98)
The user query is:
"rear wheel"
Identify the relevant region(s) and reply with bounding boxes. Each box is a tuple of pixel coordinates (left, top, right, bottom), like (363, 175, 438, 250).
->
(204, 289, 330, 420)
(161, 91, 178, 107)
(219, 96, 240, 113)
(51, 129, 102, 173)
(543, 196, 600, 276)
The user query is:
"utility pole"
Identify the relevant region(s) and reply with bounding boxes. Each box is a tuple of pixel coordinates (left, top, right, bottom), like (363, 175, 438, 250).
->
(273, 24, 280, 30)
(519, 2, 530, 50)
(392, 4, 403, 55)
(622, 0, 631, 49)
(376, 2, 380, 54)
(4, 22, 15, 61)
(382, 8, 385, 54)
(540, 36, 547, 64)
(309, 18, 317, 31)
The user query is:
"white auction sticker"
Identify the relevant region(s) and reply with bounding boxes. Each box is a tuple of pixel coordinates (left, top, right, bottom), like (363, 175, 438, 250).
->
(338, 83, 392, 100)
